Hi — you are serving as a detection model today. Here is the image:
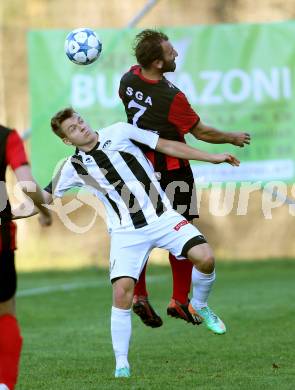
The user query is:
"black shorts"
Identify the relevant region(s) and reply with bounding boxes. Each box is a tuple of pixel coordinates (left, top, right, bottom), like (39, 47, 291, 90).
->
(159, 165, 198, 221)
(0, 250, 16, 302)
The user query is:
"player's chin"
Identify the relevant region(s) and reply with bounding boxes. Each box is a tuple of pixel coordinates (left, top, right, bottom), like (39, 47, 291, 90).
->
(164, 62, 176, 72)
(170, 62, 176, 71)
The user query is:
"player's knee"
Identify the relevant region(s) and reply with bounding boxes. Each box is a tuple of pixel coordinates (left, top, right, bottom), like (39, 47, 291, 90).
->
(201, 252, 215, 273)
(205, 253, 215, 273)
(187, 243, 215, 272)
(112, 277, 135, 309)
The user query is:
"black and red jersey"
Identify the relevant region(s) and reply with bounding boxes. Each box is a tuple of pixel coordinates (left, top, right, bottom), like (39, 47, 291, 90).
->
(119, 65, 200, 172)
(0, 126, 28, 251)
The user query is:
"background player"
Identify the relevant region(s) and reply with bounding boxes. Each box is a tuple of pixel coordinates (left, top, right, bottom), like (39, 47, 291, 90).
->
(0, 124, 51, 390)
(119, 29, 251, 327)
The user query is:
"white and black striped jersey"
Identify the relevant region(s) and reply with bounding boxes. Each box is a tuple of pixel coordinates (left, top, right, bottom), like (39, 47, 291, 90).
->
(45, 122, 172, 231)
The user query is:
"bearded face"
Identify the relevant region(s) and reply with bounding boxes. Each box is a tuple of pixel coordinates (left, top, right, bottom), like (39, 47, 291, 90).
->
(161, 57, 177, 72)
(160, 40, 178, 73)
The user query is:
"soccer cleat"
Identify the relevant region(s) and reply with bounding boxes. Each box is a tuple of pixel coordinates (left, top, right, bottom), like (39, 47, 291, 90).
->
(132, 295, 163, 328)
(167, 299, 202, 325)
(115, 367, 130, 378)
(188, 303, 226, 334)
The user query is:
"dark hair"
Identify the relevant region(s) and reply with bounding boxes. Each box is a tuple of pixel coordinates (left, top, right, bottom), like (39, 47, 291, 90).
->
(133, 29, 168, 68)
(51, 107, 75, 138)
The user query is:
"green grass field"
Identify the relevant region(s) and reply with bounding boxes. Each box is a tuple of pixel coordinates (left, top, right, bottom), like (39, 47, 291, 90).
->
(16, 260, 295, 390)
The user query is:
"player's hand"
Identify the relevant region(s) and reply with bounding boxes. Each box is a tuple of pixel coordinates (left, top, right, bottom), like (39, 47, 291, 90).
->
(12, 203, 38, 220)
(230, 132, 250, 147)
(213, 153, 240, 166)
(38, 212, 52, 227)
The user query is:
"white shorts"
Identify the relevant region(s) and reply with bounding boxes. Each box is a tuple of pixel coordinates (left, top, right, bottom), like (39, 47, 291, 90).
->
(109, 210, 207, 281)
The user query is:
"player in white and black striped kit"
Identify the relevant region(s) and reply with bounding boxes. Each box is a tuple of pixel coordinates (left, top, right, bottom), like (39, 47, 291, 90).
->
(39, 108, 239, 378)
(46, 123, 171, 232)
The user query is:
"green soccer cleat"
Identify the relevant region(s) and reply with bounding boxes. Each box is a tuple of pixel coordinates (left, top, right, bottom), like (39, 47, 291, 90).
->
(115, 367, 131, 378)
(188, 303, 226, 335)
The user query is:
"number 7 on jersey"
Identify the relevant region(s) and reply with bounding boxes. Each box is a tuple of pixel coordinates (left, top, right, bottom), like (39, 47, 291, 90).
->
(128, 99, 147, 126)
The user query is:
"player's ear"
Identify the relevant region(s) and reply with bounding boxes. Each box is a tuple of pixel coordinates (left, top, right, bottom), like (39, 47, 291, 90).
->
(153, 59, 164, 70)
(62, 137, 73, 146)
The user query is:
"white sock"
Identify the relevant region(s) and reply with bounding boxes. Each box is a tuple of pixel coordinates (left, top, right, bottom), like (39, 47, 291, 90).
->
(190, 268, 216, 310)
(111, 306, 131, 370)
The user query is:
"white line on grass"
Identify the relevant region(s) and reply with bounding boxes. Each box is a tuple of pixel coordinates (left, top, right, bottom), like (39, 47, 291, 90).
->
(17, 274, 168, 298)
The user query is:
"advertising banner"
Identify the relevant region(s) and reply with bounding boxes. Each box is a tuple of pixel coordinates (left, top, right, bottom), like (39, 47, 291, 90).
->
(28, 22, 295, 185)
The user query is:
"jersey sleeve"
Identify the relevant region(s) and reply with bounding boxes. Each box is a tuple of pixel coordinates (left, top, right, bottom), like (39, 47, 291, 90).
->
(44, 159, 83, 197)
(5, 130, 29, 170)
(118, 122, 159, 150)
(168, 92, 200, 134)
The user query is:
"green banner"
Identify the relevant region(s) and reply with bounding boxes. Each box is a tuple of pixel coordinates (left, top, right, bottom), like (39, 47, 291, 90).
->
(28, 21, 295, 185)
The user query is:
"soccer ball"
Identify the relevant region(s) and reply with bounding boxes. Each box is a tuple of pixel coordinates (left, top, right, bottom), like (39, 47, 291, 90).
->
(64, 28, 102, 65)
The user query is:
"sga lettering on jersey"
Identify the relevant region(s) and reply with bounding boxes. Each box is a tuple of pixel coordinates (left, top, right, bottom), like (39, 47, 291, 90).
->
(125, 87, 153, 106)
(119, 65, 199, 171)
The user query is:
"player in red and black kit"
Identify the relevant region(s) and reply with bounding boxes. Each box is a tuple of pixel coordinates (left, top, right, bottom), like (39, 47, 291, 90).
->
(119, 29, 250, 328)
(0, 125, 51, 390)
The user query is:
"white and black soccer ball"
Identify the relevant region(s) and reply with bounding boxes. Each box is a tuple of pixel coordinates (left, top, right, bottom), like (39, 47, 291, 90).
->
(64, 28, 102, 65)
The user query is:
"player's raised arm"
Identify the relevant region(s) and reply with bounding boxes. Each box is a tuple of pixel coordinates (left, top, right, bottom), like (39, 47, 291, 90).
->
(190, 119, 251, 147)
(120, 122, 160, 150)
(155, 138, 240, 166)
